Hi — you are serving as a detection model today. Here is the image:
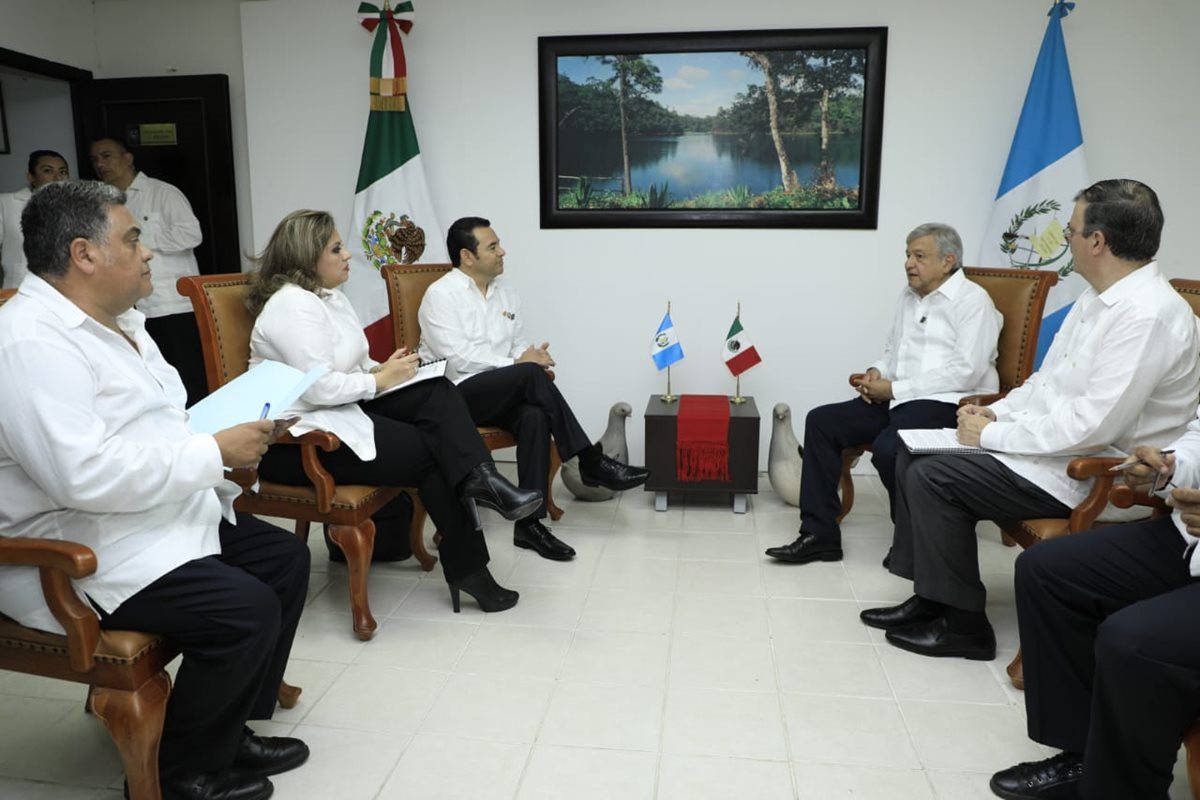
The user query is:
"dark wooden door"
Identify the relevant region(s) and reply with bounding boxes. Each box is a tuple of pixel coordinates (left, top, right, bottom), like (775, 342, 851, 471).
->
(81, 74, 238, 276)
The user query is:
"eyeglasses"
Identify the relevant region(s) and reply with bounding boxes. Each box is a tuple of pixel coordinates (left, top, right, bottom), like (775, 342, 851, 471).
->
(1063, 224, 1077, 239)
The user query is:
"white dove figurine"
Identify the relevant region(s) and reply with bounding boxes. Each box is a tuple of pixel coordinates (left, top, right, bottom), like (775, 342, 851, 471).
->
(768, 402, 803, 506)
(561, 402, 633, 501)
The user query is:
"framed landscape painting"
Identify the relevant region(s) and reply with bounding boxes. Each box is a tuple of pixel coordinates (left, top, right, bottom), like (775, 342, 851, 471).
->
(538, 27, 887, 229)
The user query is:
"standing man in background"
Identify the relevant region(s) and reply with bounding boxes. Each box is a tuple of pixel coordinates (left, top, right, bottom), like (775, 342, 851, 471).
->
(90, 135, 207, 405)
(0, 149, 71, 288)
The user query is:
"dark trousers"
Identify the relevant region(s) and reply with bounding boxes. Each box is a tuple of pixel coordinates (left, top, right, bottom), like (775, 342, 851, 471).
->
(258, 377, 489, 583)
(456, 363, 592, 521)
(800, 398, 959, 542)
(97, 513, 309, 775)
(1016, 518, 1200, 800)
(889, 449, 1070, 611)
(145, 311, 208, 408)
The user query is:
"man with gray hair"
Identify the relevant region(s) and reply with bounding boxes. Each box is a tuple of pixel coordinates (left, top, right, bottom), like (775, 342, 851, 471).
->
(766, 223, 1002, 565)
(0, 181, 310, 800)
(863, 179, 1200, 665)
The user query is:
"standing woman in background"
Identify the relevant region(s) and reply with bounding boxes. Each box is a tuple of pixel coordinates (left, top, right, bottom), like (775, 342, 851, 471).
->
(247, 209, 540, 612)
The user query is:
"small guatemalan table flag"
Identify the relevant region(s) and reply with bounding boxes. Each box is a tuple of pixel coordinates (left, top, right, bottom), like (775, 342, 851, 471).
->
(722, 316, 762, 376)
(651, 312, 684, 370)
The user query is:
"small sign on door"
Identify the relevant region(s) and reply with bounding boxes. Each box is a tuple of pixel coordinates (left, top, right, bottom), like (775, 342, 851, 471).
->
(138, 123, 178, 146)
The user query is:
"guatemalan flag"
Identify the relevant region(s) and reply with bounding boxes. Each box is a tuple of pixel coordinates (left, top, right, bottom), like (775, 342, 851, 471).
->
(651, 312, 684, 370)
(978, 1, 1087, 369)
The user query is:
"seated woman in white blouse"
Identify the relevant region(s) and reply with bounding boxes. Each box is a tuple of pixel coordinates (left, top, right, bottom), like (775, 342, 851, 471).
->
(248, 209, 540, 613)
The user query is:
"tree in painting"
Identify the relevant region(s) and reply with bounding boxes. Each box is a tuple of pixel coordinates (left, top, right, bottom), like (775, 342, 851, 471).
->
(595, 54, 663, 195)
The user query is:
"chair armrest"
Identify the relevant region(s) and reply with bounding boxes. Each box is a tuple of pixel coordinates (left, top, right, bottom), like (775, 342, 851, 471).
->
(959, 392, 1007, 407)
(0, 538, 100, 672)
(1063, 457, 1125, 534)
(848, 373, 865, 387)
(1110, 483, 1171, 514)
(272, 430, 344, 514)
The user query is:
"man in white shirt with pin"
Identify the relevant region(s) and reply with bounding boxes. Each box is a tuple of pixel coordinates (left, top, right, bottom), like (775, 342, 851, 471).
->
(90, 135, 207, 405)
(766, 222, 1002, 565)
(862, 179, 1200, 664)
(0, 180, 310, 800)
(418, 216, 650, 562)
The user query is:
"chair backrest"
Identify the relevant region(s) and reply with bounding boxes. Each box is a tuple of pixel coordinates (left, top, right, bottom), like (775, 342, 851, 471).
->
(176, 274, 254, 393)
(963, 267, 1059, 393)
(1170, 278, 1200, 318)
(381, 263, 453, 351)
(0, 288, 16, 307)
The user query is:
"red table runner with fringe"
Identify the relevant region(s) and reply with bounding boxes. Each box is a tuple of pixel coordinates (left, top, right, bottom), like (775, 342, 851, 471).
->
(676, 394, 730, 481)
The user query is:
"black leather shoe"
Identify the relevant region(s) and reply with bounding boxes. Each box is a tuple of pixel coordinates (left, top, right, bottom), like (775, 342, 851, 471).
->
(458, 463, 543, 523)
(156, 768, 274, 800)
(885, 615, 996, 661)
(990, 752, 1084, 799)
(449, 566, 519, 613)
(514, 519, 576, 561)
(882, 548, 892, 570)
(860, 595, 941, 631)
(764, 532, 843, 563)
(233, 728, 310, 777)
(578, 453, 650, 491)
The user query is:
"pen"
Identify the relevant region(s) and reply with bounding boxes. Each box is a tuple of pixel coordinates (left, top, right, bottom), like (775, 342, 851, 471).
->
(1108, 449, 1175, 472)
(259, 402, 271, 420)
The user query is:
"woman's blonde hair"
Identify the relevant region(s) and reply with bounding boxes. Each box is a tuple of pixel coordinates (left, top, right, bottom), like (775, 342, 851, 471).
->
(245, 209, 337, 318)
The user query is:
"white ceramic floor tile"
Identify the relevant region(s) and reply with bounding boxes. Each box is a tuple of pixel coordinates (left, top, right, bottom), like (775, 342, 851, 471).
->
(577, 587, 675, 634)
(768, 597, 873, 644)
(879, 647, 1010, 705)
(661, 687, 788, 760)
(558, 629, 670, 687)
(773, 640, 892, 698)
(676, 531, 763, 562)
(517, 744, 656, 800)
(676, 559, 765, 597)
(354, 616, 479, 671)
(673, 592, 770, 640)
(901, 701, 1050, 772)
(418, 672, 554, 744)
(657, 754, 794, 800)
(268, 724, 407, 800)
(793, 763, 936, 800)
(377, 734, 529, 800)
(926, 770, 1004, 800)
(0, 779, 122, 799)
(0, 696, 123, 785)
(669, 632, 777, 692)
(538, 682, 663, 751)
(271, 659, 350, 725)
(453, 623, 572, 679)
(762, 559, 856, 600)
(591, 551, 679, 591)
(302, 663, 445, 735)
(782, 693, 921, 768)
(477, 584, 590, 629)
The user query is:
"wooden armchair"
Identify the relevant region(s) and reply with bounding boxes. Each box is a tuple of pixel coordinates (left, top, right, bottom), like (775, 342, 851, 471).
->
(177, 274, 434, 641)
(837, 267, 1058, 521)
(381, 262, 564, 522)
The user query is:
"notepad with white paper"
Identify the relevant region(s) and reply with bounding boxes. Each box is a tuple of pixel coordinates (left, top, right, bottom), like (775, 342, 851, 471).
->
(375, 358, 448, 397)
(186, 360, 327, 434)
(898, 428, 987, 455)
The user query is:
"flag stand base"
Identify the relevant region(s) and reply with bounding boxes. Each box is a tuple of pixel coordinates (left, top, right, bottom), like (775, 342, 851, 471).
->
(730, 374, 746, 404)
(730, 395, 747, 405)
(659, 394, 678, 404)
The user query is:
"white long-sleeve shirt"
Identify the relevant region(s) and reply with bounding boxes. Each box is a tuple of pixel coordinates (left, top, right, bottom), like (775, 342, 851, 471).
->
(868, 269, 1003, 406)
(1154, 411, 1200, 575)
(249, 283, 381, 460)
(981, 262, 1200, 512)
(0, 274, 236, 634)
(417, 268, 529, 383)
(124, 172, 202, 318)
(0, 187, 31, 290)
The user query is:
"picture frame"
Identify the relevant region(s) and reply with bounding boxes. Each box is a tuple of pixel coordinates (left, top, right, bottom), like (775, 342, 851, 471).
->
(0, 81, 9, 155)
(538, 27, 887, 229)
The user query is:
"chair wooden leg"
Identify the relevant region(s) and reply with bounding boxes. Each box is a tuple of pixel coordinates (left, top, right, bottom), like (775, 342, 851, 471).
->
(277, 680, 302, 710)
(546, 446, 564, 522)
(1006, 648, 1025, 690)
(404, 489, 436, 572)
(1001, 531, 1017, 547)
(1184, 720, 1200, 800)
(90, 671, 171, 800)
(836, 454, 857, 524)
(294, 520, 311, 543)
(328, 521, 378, 640)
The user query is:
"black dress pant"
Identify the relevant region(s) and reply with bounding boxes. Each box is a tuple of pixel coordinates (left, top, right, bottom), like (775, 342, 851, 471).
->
(799, 397, 959, 543)
(257, 377, 490, 583)
(889, 449, 1069, 611)
(97, 513, 309, 775)
(456, 363, 592, 521)
(1015, 518, 1200, 800)
(145, 311, 208, 408)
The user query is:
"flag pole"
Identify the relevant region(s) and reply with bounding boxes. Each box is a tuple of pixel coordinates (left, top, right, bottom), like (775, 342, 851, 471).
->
(661, 300, 677, 403)
(730, 302, 746, 405)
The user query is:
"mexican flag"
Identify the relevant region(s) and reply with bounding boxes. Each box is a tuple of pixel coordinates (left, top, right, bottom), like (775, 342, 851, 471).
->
(346, 1, 448, 361)
(722, 316, 761, 376)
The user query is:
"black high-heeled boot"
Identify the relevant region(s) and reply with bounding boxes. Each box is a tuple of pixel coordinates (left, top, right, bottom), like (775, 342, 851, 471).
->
(448, 566, 519, 613)
(458, 463, 542, 525)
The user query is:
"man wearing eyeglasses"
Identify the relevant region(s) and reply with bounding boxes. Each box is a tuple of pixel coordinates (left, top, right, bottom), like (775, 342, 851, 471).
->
(860, 179, 1200, 668)
(986, 430, 1200, 800)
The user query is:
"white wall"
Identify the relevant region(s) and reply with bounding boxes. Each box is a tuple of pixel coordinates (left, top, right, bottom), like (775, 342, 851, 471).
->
(241, 0, 1200, 470)
(0, 71, 76, 189)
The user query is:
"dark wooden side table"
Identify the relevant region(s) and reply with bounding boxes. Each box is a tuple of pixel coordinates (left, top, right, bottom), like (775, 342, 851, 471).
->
(643, 395, 760, 513)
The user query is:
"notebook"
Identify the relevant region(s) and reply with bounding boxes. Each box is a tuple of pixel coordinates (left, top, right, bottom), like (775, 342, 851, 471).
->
(897, 428, 987, 455)
(186, 360, 327, 434)
(375, 358, 448, 397)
